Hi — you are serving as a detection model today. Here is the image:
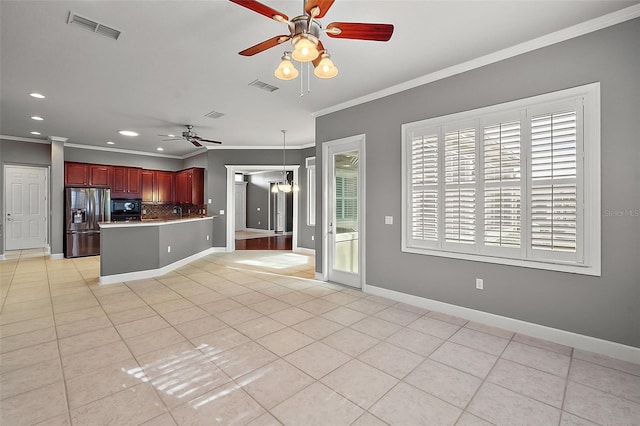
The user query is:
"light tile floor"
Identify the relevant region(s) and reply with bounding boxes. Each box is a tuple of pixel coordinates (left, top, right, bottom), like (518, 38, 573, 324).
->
(1, 248, 639, 426)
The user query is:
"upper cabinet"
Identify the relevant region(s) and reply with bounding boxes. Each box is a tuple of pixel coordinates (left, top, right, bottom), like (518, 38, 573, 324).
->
(64, 162, 89, 186)
(64, 162, 111, 187)
(175, 168, 204, 205)
(89, 164, 111, 187)
(141, 170, 175, 204)
(111, 166, 142, 198)
(65, 162, 201, 204)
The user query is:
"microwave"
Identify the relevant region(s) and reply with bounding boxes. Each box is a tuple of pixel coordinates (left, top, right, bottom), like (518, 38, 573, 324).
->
(111, 198, 142, 215)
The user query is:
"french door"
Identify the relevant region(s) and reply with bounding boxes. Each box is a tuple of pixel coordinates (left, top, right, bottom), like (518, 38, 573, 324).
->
(323, 135, 365, 288)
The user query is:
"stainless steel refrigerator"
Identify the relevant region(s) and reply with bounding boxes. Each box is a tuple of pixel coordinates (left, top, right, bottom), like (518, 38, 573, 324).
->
(65, 187, 111, 258)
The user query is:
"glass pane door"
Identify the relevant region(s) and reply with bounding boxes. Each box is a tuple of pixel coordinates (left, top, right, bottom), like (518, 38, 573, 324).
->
(333, 150, 359, 275)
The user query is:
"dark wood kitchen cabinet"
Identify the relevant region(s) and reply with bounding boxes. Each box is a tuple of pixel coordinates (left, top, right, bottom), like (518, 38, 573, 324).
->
(64, 162, 89, 186)
(89, 164, 111, 187)
(141, 170, 155, 203)
(141, 170, 174, 204)
(65, 162, 111, 187)
(156, 171, 175, 204)
(111, 166, 142, 198)
(175, 168, 204, 205)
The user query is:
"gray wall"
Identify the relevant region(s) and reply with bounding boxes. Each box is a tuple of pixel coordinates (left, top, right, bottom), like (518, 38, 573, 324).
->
(65, 147, 184, 171)
(315, 19, 640, 347)
(246, 171, 280, 230)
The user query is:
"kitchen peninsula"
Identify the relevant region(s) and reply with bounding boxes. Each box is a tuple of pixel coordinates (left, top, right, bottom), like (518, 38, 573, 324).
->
(99, 216, 216, 284)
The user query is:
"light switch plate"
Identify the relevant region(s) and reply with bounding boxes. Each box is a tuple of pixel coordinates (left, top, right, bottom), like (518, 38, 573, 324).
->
(219, 210, 224, 215)
(208, 199, 212, 204)
(385, 216, 393, 225)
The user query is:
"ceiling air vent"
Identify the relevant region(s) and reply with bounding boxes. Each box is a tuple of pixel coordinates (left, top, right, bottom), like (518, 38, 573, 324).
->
(67, 11, 122, 41)
(248, 79, 279, 93)
(205, 110, 225, 119)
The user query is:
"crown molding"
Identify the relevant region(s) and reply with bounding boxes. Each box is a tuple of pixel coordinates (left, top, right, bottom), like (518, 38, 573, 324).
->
(314, 4, 640, 118)
(0, 135, 50, 144)
(64, 142, 184, 159)
(204, 144, 312, 150)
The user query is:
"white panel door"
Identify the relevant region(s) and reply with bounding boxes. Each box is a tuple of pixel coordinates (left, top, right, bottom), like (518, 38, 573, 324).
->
(5, 165, 48, 250)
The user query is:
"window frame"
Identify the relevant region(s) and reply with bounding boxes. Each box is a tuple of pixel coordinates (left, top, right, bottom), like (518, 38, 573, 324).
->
(401, 83, 601, 276)
(306, 156, 316, 226)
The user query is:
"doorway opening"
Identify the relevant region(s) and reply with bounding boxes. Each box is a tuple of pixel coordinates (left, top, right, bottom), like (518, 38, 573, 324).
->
(226, 165, 300, 252)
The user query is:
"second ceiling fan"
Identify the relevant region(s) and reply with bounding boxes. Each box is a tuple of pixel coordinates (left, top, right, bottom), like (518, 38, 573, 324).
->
(161, 125, 223, 147)
(229, 0, 394, 79)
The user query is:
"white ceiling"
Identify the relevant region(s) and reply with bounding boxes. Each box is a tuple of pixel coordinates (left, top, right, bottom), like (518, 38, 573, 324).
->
(1, 1, 637, 157)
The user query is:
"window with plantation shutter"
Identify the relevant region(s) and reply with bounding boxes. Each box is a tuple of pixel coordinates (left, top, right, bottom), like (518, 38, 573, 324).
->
(402, 83, 600, 276)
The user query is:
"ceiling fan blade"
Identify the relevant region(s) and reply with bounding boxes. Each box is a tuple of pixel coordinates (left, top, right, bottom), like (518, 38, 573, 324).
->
(239, 35, 291, 56)
(229, 0, 288, 22)
(191, 140, 203, 147)
(305, 0, 335, 18)
(199, 139, 223, 144)
(326, 22, 394, 41)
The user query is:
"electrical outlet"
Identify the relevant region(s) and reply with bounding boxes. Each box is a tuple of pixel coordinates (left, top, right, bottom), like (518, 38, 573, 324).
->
(167, 246, 171, 253)
(257, 207, 261, 211)
(385, 216, 393, 225)
(311, 235, 314, 241)
(208, 199, 212, 204)
(219, 210, 224, 215)
(476, 278, 483, 290)
(258, 221, 261, 225)
(206, 235, 209, 241)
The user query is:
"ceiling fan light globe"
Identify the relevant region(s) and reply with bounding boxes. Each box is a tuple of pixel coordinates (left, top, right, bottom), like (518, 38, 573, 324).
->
(274, 57, 299, 80)
(314, 54, 338, 79)
(291, 36, 319, 62)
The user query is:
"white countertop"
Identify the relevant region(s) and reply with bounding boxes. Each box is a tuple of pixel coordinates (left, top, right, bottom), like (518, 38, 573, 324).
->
(99, 216, 214, 228)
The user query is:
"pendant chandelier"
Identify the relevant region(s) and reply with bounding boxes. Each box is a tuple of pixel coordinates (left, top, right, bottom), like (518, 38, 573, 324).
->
(272, 130, 300, 193)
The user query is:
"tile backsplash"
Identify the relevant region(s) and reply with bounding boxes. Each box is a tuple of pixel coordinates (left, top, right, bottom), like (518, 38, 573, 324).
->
(142, 204, 207, 219)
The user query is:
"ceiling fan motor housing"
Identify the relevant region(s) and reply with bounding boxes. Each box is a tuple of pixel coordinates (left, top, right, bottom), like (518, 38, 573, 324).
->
(292, 15, 321, 44)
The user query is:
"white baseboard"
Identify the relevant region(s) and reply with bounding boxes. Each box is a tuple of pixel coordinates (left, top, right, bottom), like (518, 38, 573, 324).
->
(0, 254, 4, 261)
(49, 253, 64, 260)
(99, 247, 219, 285)
(315, 272, 324, 280)
(294, 247, 315, 255)
(364, 283, 640, 365)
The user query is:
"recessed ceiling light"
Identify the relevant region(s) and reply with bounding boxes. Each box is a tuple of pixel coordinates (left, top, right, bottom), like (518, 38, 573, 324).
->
(30, 93, 46, 99)
(31, 116, 44, 121)
(106, 141, 115, 145)
(167, 134, 175, 138)
(30, 131, 41, 135)
(118, 130, 138, 137)
(157, 147, 164, 151)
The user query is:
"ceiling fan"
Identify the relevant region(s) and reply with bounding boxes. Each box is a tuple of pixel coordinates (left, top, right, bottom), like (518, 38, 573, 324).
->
(159, 125, 223, 147)
(229, 0, 394, 79)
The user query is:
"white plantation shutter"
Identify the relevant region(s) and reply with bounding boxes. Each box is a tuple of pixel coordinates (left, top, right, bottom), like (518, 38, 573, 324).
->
(402, 84, 598, 275)
(410, 133, 439, 244)
(484, 120, 522, 249)
(444, 128, 476, 245)
(530, 109, 579, 258)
